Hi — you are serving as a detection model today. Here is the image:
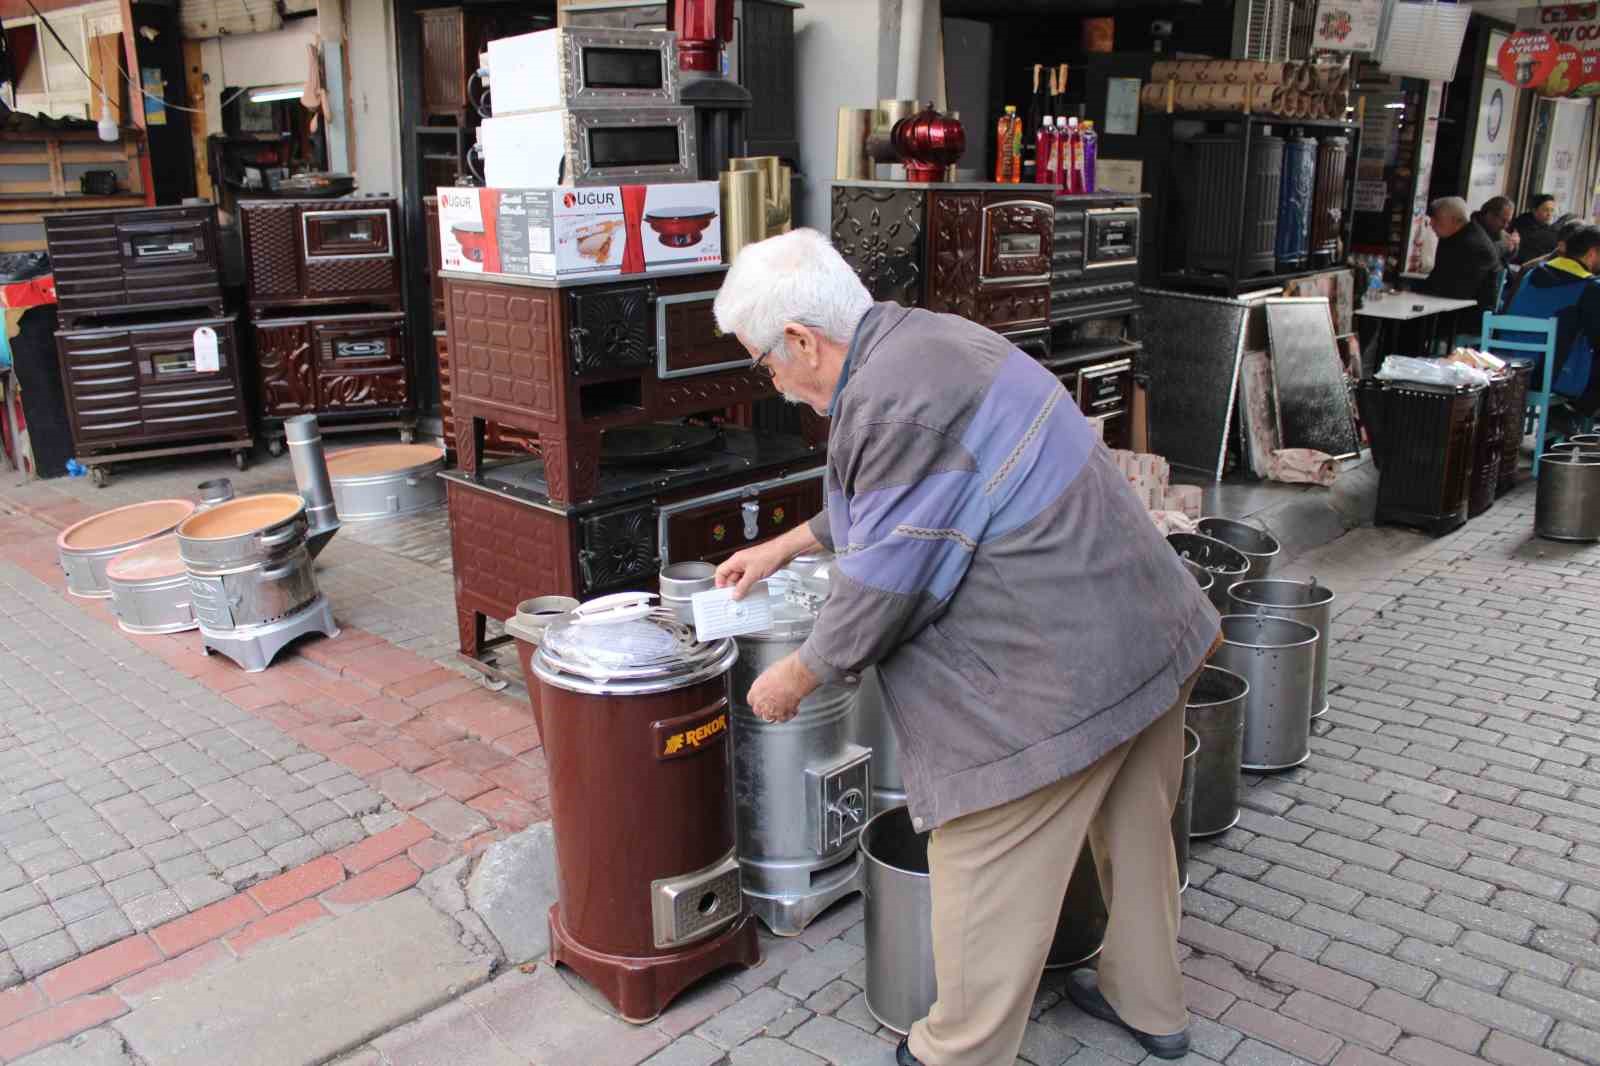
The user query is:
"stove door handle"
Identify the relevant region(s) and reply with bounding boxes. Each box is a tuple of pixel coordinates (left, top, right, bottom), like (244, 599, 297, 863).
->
(741, 500, 760, 541)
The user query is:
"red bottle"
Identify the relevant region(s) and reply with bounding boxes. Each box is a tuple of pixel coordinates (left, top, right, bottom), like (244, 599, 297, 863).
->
(1036, 114, 1057, 187)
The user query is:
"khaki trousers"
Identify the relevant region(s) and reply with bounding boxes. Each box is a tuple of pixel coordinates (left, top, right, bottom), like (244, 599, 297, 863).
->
(906, 674, 1198, 1066)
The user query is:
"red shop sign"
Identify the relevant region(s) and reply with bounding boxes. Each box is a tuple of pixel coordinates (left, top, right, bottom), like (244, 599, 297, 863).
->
(1579, 49, 1600, 94)
(1544, 43, 1585, 93)
(1499, 30, 1559, 88)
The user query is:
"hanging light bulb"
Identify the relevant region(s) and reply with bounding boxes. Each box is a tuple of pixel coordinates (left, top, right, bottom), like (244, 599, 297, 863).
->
(97, 90, 117, 142)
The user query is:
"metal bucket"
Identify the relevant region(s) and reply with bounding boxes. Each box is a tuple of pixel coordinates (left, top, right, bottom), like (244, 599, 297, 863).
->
(106, 535, 196, 635)
(861, 806, 937, 1035)
(1227, 578, 1334, 719)
(1182, 557, 1215, 600)
(1549, 442, 1600, 457)
(197, 479, 235, 510)
(1168, 533, 1250, 615)
(1213, 615, 1318, 772)
(1045, 849, 1108, 970)
(326, 443, 447, 522)
(1566, 433, 1600, 446)
(57, 499, 197, 599)
(659, 562, 716, 623)
(855, 668, 905, 815)
(1186, 666, 1248, 837)
(505, 596, 581, 740)
(1535, 452, 1600, 542)
(1197, 517, 1280, 581)
(1173, 727, 1199, 892)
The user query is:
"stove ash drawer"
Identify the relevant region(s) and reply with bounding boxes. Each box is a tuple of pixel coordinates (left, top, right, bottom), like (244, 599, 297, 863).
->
(577, 504, 660, 595)
(657, 468, 825, 568)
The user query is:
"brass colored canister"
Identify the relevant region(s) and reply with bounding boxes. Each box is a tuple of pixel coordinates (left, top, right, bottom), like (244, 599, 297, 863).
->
(836, 107, 873, 179)
(720, 168, 764, 262)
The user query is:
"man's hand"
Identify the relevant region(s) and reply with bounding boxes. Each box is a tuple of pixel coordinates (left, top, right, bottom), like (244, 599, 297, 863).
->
(1507, 230, 1522, 252)
(716, 521, 822, 600)
(747, 653, 820, 723)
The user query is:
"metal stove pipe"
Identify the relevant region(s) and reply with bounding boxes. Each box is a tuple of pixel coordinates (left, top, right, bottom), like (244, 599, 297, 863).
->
(196, 478, 234, 510)
(283, 415, 340, 558)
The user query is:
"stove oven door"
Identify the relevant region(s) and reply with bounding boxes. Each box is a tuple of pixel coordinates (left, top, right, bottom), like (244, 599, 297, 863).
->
(568, 283, 655, 375)
(577, 503, 659, 595)
(1085, 207, 1140, 271)
(301, 207, 399, 298)
(657, 468, 825, 568)
(655, 289, 748, 378)
(117, 216, 210, 274)
(311, 312, 410, 413)
(980, 198, 1053, 285)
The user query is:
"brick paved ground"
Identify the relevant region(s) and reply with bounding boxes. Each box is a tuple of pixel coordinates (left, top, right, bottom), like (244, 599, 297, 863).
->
(4, 450, 1600, 1065)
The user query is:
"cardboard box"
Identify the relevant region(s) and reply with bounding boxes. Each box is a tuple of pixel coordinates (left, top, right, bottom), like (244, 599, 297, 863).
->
(437, 182, 722, 280)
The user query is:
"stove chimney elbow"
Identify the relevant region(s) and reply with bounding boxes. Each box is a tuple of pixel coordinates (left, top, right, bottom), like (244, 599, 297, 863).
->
(284, 415, 340, 558)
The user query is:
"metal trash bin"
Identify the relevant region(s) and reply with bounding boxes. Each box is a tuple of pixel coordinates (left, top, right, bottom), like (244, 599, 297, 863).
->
(1181, 558, 1215, 600)
(1535, 452, 1600, 542)
(1174, 727, 1199, 891)
(1227, 578, 1335, 719)
(855, 668, 906, 815)
(1186, 666, 1248, 836)
(861, 806, 937, 1035)
(659, 562, 717, 623)
(1046, 849, 1108, 970)
(1196, 518, 1280, 581)
(1213, 615, 1318, 772)
(1168, 533, 1250, 615)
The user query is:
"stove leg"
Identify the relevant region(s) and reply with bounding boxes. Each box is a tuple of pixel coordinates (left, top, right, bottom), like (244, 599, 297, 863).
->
(547, 905, 761, 1024)
(456, 415, 485, 477)
(456, 606, 486, 659)
(541, 434, 601, 506)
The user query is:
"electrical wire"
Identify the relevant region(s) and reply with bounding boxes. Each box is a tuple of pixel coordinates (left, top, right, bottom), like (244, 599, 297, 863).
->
(19, 0, 250, 117)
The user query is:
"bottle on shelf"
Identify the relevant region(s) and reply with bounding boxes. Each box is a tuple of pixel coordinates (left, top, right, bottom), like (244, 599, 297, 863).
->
(1053, 116, 1069, 193)
(996, 105, 1020, 183)
(1037, 112, 1057, 187)
(1081, 119, 1098, 193)
(1024, 65, 1045, 182)
(1064, 117, 1084, 194)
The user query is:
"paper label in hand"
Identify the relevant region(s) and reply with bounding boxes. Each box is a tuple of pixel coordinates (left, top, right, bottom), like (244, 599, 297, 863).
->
(692, 583, 772, 642)
(193, 327, 220, 373)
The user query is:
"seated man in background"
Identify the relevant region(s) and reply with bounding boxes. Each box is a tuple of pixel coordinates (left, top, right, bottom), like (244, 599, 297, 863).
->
(1512, 194, 1561, 263)
(1423, 196, 1502, 312)
(1474, 195, 1519, 266)
(1498, 224, 1600, 434)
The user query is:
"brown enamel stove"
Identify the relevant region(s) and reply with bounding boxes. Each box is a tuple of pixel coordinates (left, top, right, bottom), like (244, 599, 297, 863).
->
(438, 266, 825, 676)
(530, 596, 758, 1021)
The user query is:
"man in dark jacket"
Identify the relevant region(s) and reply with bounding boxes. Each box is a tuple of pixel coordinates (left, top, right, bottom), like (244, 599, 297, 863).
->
(1474, 195, 1518, 265)
(1498, 225, 1600, 418)
(1424, 196, 1502, 312)
(712, 229, 1220, 1066)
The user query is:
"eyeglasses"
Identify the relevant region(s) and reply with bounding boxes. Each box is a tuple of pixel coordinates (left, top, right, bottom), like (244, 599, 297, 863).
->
(752, 344, 780, 379)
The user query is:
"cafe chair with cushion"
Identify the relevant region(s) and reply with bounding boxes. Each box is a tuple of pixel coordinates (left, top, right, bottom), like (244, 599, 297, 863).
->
(1481, 312, 1556, 476)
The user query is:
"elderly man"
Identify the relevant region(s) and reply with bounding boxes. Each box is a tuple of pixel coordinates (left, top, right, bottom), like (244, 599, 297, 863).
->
(712, 229, 1220, 1066)
(1474, 195, 1519, 265)
(1424, 196, 1502, 312)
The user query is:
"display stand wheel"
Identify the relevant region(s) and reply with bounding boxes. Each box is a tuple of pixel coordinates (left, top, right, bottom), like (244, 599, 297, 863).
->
(234, 450, 250, 471)
(90, 466, 109, 488)
(268, 437, 285, 458)
(399, 426, 415, 444)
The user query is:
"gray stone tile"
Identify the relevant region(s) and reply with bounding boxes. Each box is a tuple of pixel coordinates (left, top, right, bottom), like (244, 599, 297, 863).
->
(64, 907, 134, 953)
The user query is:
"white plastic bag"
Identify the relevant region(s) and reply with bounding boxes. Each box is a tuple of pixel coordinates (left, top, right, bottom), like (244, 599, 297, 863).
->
(1376, 355, 1491, 388)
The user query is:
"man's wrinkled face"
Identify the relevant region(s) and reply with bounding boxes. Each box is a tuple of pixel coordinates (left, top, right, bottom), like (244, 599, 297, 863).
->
(740, 324, 832, 414)
(1485, 204, 1512, 236)
(1430, 212, 1463, 240)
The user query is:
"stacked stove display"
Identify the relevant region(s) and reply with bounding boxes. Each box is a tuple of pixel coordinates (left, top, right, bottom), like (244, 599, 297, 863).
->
(239, 196, 414, 454)
(45, 204, 252, 486)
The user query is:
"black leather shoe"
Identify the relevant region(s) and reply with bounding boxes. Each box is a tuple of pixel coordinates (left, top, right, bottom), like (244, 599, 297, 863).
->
(896, 1036, 924, 1065)
(1066, 968, 1191, 1060)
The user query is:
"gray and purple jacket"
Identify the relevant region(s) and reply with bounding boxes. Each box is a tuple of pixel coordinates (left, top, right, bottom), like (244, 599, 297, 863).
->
(797, 303, 1220, 831)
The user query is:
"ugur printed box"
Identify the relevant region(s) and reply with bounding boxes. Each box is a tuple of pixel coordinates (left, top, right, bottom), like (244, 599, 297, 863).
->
(436, 182, 722, 279)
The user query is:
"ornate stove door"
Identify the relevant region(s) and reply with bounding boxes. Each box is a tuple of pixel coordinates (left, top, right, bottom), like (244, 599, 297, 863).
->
(980, 199, 1054, 284)
(567, 283, 655, 375)
(253, 319, 316, 417)
(577, 504, 660, 594)
(830, 186, 926, 306)
(311, 312, 410, 413)
(302, 206, 400, 299)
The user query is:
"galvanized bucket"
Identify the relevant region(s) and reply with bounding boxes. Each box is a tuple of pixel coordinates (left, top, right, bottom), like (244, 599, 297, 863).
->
(1197, 517, 1280, 581)
(1213, 615, 1318, 772)
(855, 668, 906, 816)
(1535, 452, 1600, 542)
(1227, 578, 1334, 719)
(1174, 726, 1199, 891)
(861, 806, 936, 1035)
(1181, 557, 1215, 600)
(658, 562, 716, 623)
(1045, 849, 1107, 970)
(1168, 533, 1250, 615)
(1186, 666, 1248, 836)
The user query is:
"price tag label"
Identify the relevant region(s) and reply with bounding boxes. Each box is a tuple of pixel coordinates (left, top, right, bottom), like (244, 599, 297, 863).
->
(692, 583, 773, 642)
(193, 326, 220, 373)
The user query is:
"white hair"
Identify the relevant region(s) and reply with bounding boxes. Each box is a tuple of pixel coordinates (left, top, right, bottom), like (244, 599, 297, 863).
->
(1429, 196, 1469, 224)
(713, 228, 872, 355)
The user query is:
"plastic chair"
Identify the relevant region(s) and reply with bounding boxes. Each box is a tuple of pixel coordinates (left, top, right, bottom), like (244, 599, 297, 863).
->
(1481, 312, 1556, 476)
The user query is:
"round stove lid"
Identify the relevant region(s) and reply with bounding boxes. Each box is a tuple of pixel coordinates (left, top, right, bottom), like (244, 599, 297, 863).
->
(538, 592, 734, 684)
